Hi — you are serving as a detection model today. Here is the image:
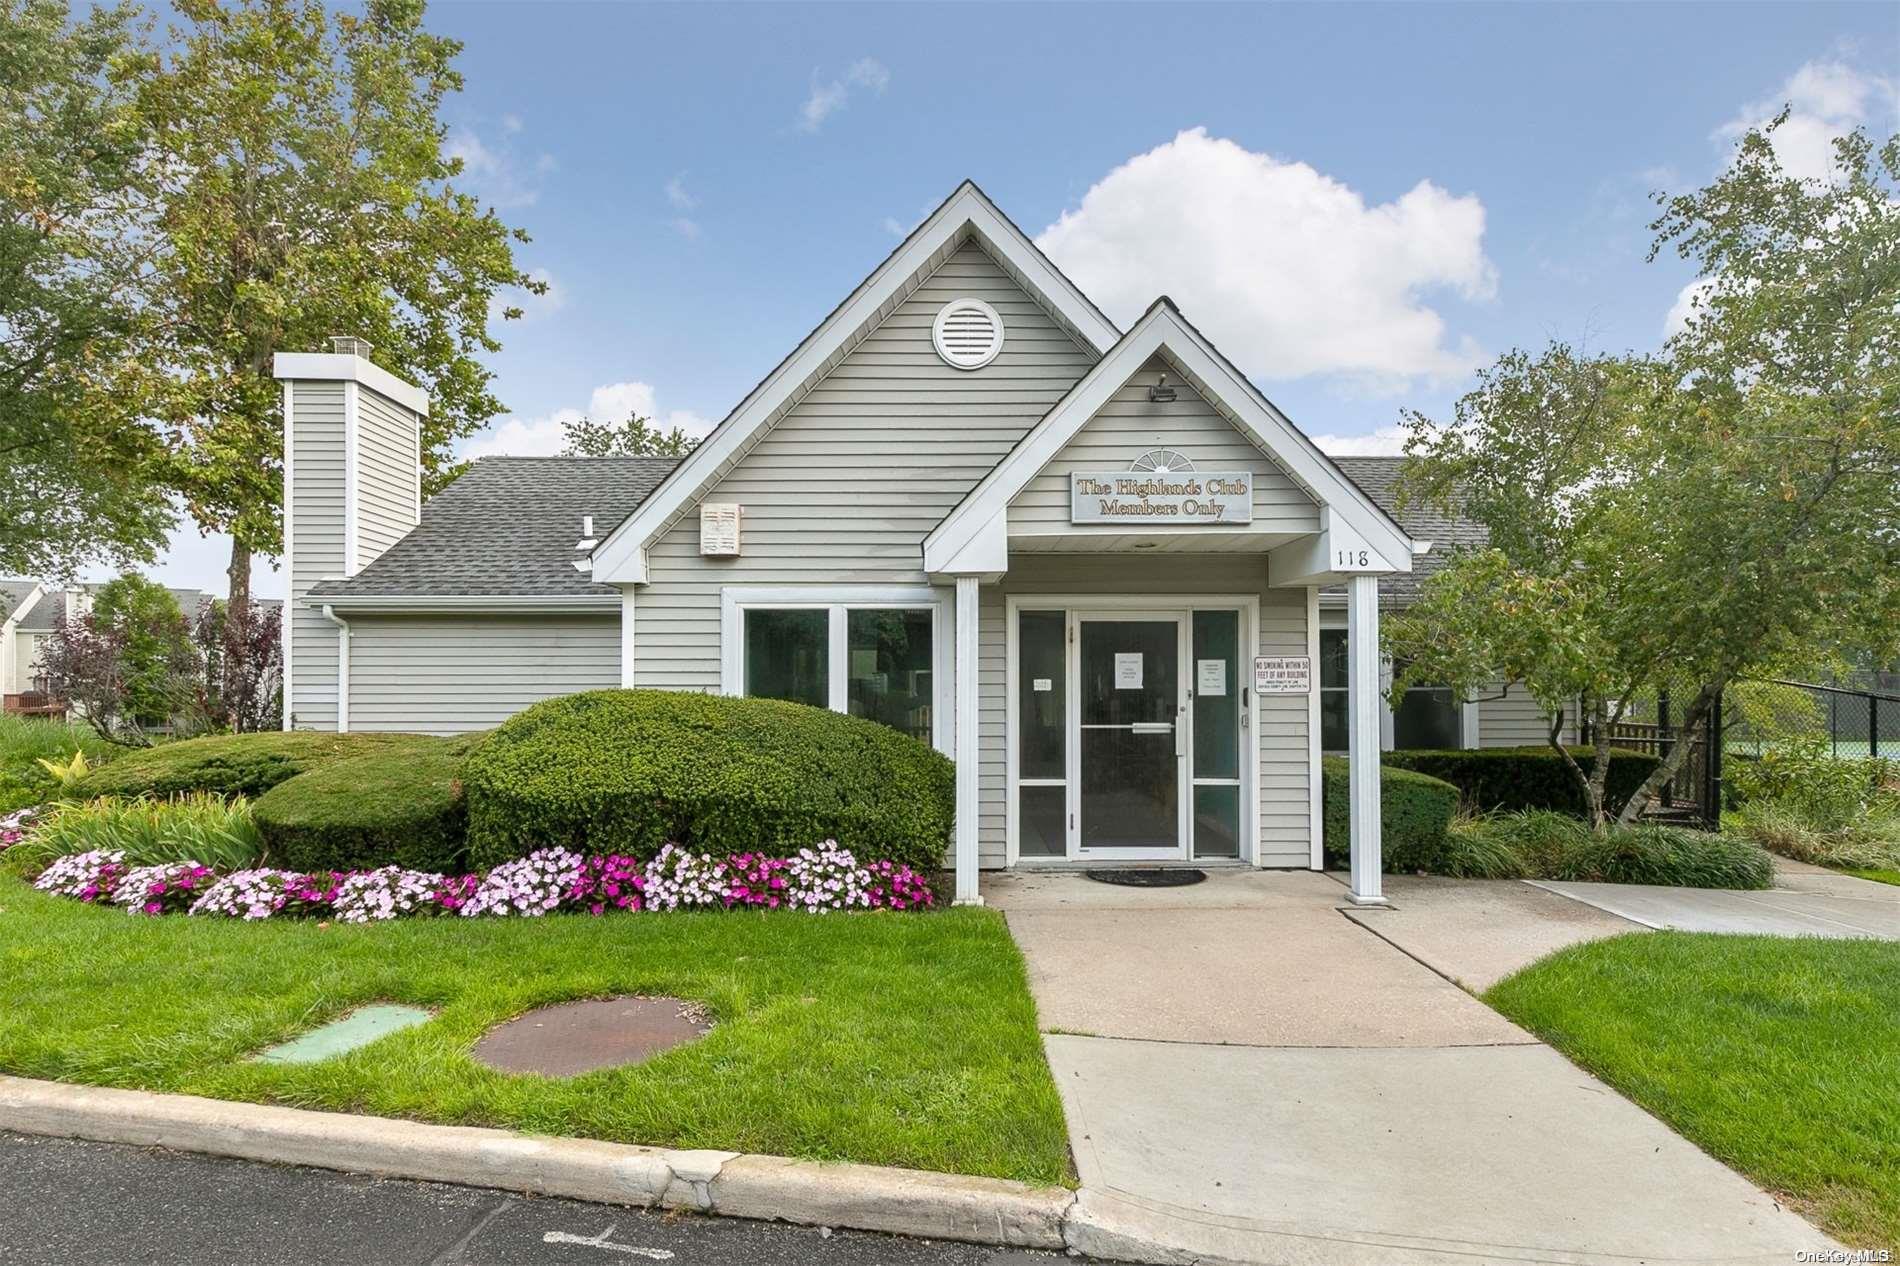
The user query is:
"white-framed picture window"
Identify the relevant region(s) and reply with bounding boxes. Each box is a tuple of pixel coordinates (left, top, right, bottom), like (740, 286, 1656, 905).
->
(720, 586, 951, 753)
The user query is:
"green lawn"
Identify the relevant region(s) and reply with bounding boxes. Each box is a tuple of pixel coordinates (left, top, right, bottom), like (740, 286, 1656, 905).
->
(1846, 868, 1900, 886)
(0, 877, 1071, 1185)
(1486, 933, 1900, 1247)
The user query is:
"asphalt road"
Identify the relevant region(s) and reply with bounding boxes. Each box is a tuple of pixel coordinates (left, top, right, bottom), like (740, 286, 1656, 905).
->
(0, 1133, 1095, 1266)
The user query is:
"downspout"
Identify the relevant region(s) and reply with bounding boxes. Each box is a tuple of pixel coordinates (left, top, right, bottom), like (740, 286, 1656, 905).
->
(320, 604, 350, 733)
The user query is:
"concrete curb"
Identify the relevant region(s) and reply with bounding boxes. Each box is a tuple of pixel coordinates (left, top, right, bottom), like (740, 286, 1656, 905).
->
(0, 1075, 1074, 1252)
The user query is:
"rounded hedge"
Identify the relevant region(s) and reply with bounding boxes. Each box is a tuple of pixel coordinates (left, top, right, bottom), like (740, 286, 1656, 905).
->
(75, 731, 439, 800)
(253, 739, 472, 874)
(463, 690, 956, 871)
(1320, 756, 1460, 872)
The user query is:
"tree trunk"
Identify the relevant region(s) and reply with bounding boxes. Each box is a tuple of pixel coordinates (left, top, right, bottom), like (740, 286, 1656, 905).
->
(1615, 678, 1724, 828)
(224, 540, 251, 731)
(1549, 698, 1613, 830)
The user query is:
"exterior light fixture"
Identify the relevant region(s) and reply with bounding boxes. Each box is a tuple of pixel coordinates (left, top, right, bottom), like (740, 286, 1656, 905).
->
(1148, 373, 1175, 403)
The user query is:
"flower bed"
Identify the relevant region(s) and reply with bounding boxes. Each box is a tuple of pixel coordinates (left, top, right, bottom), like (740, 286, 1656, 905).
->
(27, 837, 934, 922)
(0, 806, 37, 848)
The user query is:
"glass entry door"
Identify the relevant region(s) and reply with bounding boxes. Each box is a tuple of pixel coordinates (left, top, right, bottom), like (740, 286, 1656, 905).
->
(1076, 615, 1188, 858)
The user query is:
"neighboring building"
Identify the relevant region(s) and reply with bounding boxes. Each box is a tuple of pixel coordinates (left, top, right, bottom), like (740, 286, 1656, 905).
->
(0, 580, 281, 712)
(0, 580, 54, 711)
(276, 182, 1564, 905)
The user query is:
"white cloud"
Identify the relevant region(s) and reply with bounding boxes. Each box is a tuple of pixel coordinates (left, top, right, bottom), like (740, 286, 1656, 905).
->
(1314, 425, 1409, 457)
(446, 122, 555, 209)
(1036, 129, 1496, 391)
(1663, 277, 1715, 339)
(459, 382, 714, 460)
(665, 176, 701, 238)
(1718, 58, 1898, 184)
(845, 57, 890, 94)
(797, 57, 890, 133)
(881, 216, 906, 237)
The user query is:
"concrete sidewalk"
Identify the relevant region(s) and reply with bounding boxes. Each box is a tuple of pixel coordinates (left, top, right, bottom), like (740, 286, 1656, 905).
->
(1340, 874, 1642, 991)
(1531, 869, 1900, 938)
(991, 870, 1840, 1265)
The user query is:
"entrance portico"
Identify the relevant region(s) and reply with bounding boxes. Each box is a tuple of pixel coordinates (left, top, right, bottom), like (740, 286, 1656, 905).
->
(926, 299, 1417, 907)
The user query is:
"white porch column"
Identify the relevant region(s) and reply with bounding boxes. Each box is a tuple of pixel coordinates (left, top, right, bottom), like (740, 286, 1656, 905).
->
(953, 574, 983, 905)
(1346, 574, 1385, 904)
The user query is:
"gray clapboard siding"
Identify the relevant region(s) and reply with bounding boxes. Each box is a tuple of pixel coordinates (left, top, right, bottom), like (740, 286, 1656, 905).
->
(1479, 686, 1568, 747)
(1008, 355, 1321, 537)
(979, 556, 1311, 869)
(347, 615, 620, 735)
(633, 239, 1099, 691)
(287, 380, 346, 729)
(356, 387, 421, 570)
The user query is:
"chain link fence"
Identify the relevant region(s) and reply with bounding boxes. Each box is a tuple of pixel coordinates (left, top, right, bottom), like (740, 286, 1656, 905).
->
(1597, 673, 1898, 828)
(1725, 678, 1900, 761)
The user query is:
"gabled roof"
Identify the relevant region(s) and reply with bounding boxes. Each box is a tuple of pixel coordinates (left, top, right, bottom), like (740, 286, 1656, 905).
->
(0, 580, 38, 626)
(309, 456, 679, 604)
(590, 180, 1122, 584)
(1329, 457, 1487, 604)
(923, 298, 1415, 575)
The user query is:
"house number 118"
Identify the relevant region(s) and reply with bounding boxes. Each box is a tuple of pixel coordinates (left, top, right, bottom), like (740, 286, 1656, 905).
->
(1336, 549, 1370, 568)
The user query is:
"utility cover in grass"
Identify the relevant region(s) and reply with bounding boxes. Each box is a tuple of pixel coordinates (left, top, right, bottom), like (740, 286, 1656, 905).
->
(473, 996, 712, 1077)
(254, 1004, 433, 1065)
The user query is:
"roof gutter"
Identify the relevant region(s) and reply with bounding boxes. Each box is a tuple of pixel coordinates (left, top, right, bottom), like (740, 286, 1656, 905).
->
(301, 593, 623, 615)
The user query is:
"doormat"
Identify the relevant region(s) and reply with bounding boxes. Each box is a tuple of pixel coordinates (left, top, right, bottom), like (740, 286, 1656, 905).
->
(1086, 868, 1207, 887)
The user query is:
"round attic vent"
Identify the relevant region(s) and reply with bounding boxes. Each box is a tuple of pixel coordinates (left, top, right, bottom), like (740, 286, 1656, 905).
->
(932, 298, 1004, 370)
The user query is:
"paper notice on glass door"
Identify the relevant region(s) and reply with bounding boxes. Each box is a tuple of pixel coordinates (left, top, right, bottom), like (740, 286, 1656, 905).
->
(1114, 652, 1143, 689)
(1196, 659, 1227, 696)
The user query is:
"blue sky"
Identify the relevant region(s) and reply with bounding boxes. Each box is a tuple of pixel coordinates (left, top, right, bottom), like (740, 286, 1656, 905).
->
(124, 1, 1897, 598)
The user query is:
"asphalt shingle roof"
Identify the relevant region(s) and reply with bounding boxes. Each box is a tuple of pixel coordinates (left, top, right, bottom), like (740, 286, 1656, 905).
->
(309, 456, 680, 599)
(303, 454, 1483, 604)
(1328, 456, 1488, 605)
(0, 581, 36, 626)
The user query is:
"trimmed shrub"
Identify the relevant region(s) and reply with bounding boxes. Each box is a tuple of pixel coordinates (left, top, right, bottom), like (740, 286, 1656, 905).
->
(1320, 756, 1460, 872)
(75, 731, 440, 800)
(463, 689, 956, 871)
(252, 740, 470, 874)
(1383, 746, 1661, 817)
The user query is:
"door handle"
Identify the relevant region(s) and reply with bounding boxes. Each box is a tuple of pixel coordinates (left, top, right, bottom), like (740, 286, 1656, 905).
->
(1129, 722, 1173, 734)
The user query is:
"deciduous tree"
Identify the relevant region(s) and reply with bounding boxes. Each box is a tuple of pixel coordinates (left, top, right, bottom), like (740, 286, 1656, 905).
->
(125, 0, 540, 700)
(562, 410, 700, 458)
(0, 0, 172, 577)
(1392, 117, 1899, 828)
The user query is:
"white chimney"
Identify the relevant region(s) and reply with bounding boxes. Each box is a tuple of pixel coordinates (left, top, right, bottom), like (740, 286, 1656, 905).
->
(273, 343, 428, 732)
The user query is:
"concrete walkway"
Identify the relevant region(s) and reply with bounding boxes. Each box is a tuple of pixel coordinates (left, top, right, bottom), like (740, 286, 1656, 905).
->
(1340, 874, 1642, 991)
(997, 869, 1527, 1046)
(989, 870, 1838, 1265)
(1531, 865, 1900, 939)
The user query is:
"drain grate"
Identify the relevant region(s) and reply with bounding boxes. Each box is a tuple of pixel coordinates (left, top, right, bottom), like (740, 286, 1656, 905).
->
(1086, 868, 1207, 888)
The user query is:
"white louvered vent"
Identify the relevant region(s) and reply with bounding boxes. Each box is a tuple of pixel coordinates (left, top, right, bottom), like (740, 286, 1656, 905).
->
(931, 298, 1005, 370)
